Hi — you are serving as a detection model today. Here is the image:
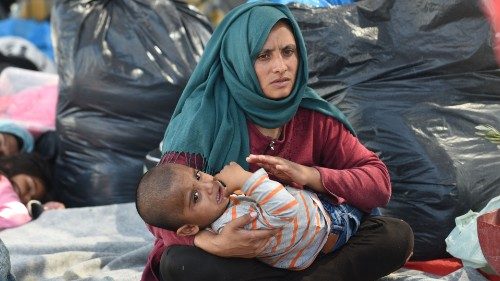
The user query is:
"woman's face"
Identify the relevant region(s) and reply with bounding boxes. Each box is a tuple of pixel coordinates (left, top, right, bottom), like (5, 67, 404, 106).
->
(0, 133, 20, 157)
(254, 21, 298, 100)
(10, 174, 46, 205)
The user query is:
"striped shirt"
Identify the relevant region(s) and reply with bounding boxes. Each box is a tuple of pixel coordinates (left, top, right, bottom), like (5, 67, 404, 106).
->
(211, 168, 331, 270)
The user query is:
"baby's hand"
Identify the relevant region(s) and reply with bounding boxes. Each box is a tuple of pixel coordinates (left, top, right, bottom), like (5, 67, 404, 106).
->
(43, 201, 66, 210)
(215, 162, 252, 194)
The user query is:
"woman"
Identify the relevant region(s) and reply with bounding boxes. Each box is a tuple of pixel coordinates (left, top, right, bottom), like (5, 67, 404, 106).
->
(143, 2, 413, 281)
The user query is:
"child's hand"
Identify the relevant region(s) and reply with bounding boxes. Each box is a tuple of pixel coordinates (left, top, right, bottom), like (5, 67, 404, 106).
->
(215, 162, 252, 195)
(43, 201, 66, 210)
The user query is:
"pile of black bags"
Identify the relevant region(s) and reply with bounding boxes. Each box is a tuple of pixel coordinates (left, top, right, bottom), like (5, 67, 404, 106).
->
(52, 0, 212, 207)
(294, 0, 500, 260)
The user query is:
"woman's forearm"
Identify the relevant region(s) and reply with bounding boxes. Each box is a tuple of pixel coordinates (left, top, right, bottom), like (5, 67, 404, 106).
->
(193, 230, 223, 256)
(303, 166, 324, 193)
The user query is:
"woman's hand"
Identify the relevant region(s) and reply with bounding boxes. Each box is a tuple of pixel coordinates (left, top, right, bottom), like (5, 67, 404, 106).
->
(246, 154, 324, 192)
(193, 212, 277, 258)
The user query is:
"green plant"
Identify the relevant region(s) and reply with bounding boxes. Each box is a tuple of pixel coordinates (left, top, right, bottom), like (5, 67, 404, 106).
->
(475, 124, 500, 149)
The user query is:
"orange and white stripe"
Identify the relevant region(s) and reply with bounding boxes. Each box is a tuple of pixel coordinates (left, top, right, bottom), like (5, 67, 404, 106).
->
(211, 168, 330, 270)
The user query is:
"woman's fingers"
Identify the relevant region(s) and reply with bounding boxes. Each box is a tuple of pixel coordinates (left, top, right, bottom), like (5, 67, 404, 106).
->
(247, 155, 286, 173)
(227, 211, 258, 229)
(247, 154, 282, 165)
(220, 212, 277, 257)
(247, 154, 309, 186)
(226, 212, 278, 241)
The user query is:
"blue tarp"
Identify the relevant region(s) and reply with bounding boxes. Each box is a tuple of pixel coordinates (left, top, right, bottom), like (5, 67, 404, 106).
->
(0, 18, 53, 60)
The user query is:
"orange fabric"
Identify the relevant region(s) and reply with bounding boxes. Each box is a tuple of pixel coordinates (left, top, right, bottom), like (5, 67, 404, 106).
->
(231, 205, 238, 220)
(289, 217, 298, 246)
(404, 258, 463, 276)
(273, 199, 298, 216)
(289, 223, 321, 268)
(272, 229, 283, 253)
(321, 232, 339, 254)
(259, 184, 284, 205)
(246, 175, 268, 196)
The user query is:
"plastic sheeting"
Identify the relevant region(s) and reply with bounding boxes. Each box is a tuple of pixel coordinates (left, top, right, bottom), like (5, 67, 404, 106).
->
(445, 196, 500, 269)
(0, 18, 54, 60)
(0, 36, 56, 73)
(292, 0, 500, 260)
(52, 0, 212, 207)
(247, 0, 353, 8)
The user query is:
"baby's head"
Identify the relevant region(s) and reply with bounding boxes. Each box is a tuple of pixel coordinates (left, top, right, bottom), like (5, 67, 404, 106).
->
(0, 153, 51, 204)
(0, 121, 34, 156)
(136, 163, 229, 236)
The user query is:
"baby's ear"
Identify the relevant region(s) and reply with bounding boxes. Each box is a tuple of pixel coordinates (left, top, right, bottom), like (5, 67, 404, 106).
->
(176, 224, 200, 236)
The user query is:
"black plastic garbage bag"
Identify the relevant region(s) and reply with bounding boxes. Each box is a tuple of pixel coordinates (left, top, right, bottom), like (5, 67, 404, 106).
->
(293, 0, 500, 260)
(51, 0, 212, 207)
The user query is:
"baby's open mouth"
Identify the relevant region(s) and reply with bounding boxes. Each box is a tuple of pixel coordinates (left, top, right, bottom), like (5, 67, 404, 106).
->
(215, 180, 225, 204)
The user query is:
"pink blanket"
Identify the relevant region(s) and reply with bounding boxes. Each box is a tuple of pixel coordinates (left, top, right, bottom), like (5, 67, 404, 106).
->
(0, 81, 58, 138)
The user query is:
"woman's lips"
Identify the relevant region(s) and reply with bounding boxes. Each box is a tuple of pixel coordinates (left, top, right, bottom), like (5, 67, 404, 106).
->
(271, 77, 290, 87)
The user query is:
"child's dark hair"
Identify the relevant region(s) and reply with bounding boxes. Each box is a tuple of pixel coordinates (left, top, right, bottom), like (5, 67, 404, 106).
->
(135, 163, 186, 231)
(0, 153, 52, 201)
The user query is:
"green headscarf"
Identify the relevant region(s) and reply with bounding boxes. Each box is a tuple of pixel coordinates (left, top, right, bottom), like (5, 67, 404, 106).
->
(162, 1, 354, 174)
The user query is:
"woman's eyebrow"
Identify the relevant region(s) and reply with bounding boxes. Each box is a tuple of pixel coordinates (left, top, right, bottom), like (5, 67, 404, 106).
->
(259, 48, 273, 53)
(261, 44, 296, 52)
(282, 44, 296, 49)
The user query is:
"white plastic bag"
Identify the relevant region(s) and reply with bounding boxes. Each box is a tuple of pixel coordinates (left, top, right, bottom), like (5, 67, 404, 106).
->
(445, 195, 500, 268)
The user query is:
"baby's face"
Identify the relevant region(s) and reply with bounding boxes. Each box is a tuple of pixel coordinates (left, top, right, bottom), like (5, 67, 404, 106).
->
(10, 174, 46, 205)
(176, 166, 230, 229)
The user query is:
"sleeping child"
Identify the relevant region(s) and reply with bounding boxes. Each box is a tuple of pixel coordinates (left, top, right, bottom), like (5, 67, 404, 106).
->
(0, 153, 64, 230)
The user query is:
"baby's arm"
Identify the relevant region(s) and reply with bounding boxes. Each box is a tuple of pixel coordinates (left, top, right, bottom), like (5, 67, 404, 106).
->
(0, 177, 31, 229)
(240, 168, 298, 222)
(216, 162, 253, 196)
(215, 164, 299, 223)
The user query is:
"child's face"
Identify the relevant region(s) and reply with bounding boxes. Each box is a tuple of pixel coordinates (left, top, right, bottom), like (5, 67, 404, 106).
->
(10, 174, 46, 205)
(176, 166, 230, 229)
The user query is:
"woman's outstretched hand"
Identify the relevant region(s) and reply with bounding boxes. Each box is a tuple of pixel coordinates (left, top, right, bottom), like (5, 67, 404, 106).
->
(193, 212, 277, 258)
(246, 154, 323, 192)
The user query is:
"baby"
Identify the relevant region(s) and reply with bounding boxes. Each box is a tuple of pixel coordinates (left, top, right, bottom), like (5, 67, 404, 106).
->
(0, 153, 65, 229)
(136, 162, 364, 270)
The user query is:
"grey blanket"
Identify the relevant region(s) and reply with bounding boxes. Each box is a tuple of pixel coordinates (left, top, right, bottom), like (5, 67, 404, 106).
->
(0, 203, 153, 281)
(0, 203, 489, 281)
